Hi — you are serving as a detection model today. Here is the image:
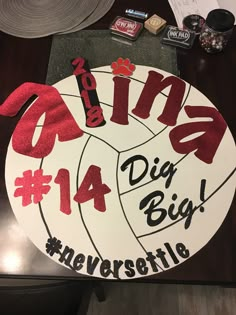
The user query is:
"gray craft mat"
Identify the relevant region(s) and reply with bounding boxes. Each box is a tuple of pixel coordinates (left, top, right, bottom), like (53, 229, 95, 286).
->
(46, 29, 178, 85)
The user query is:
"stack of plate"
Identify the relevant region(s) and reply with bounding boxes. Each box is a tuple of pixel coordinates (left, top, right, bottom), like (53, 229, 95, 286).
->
(0, 0, 115, 38)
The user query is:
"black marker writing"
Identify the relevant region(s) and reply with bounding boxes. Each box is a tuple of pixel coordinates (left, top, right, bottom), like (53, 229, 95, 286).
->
(120, 154, 177, 188)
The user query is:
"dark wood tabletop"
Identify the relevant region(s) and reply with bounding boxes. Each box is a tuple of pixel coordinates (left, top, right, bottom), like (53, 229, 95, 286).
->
(0, 0, 235, 284)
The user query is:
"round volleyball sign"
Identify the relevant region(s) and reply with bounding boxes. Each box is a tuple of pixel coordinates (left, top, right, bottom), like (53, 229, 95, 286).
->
(4, 57, 236, 279)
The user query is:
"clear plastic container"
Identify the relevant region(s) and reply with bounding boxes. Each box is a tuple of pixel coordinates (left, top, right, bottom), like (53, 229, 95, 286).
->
(199, 9, 235, 53)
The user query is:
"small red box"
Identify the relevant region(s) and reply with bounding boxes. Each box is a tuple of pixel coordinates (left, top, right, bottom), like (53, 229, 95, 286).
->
(109, 16, 143, 41)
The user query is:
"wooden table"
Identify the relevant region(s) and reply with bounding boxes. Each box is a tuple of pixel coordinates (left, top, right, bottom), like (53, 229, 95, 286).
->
(0, 0, 235, 284)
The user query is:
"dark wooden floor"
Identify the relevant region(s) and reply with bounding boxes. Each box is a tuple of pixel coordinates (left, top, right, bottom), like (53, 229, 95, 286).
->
(87, 282, 236, 315)
(0, 279, 236, 314)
